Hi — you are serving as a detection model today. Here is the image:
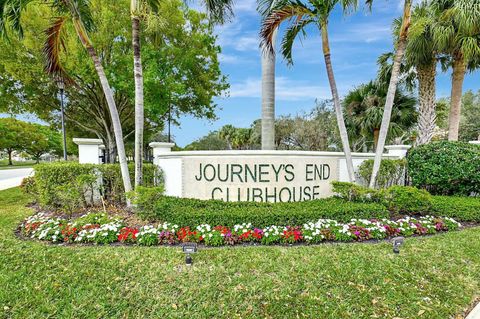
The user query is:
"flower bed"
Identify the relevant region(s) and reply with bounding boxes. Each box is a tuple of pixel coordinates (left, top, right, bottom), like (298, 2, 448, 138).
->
(19, 212, 462, 247)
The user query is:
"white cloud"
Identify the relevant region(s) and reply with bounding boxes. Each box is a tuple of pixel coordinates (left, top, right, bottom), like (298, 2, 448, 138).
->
(229, 77, 331, 101)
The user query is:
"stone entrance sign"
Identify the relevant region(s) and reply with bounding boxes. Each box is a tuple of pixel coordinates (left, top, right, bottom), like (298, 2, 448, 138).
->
(183, 156, 338, 202)
(149, 144, 409, 203)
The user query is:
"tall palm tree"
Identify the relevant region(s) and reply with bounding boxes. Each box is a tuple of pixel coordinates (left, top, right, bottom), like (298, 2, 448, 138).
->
(131, 0, 234, 186)
(369, 0, 412, 188)
(258, 1, 281, 151)
(344, 80, 417, 151)
(260, 0, 358, 182)
(431, 0, 480, 141)
(0, 0, 133, 194)
(405, 2, 438, 145)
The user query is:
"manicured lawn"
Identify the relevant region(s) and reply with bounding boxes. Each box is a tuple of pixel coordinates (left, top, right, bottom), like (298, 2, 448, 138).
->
(0, 159, 36, 170)
(1, 187, 479, 318)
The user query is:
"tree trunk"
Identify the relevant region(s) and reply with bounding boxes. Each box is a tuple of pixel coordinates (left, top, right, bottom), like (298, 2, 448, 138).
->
(261, 28, 277, 150)
(369, 0, 411, 189)
(7, 150, 13, 166)
(448, 56, 466, 141)
(132, 16, 144, 187)
(373, 128, 380, 151)
(321, 22, 355, 183)
(416, 61, 437, 146)
(72, 17, 132, 194)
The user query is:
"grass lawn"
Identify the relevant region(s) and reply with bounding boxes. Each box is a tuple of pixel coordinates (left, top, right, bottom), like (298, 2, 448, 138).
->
(1, 187, 479, 318)
(0, 159, 36, 170)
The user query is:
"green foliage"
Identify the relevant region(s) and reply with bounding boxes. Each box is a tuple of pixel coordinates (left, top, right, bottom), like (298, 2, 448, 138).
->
(129, 186, 165, 214)
(132, 190, 389, 227)
(408, 141, 480, 196)
(431, 196, 480, 222)
(383, 186, 432, 215)
(358, 159, 407, 189)
(332, 182, 433, 215)
(33, 162, 162, 208)
(19, 176, 37, 196)
(343, 80, 417, 152)
(331, 181, 382, 203)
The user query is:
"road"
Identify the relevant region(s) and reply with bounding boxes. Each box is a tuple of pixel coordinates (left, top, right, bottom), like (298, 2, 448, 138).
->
(0, 168, 34, 191)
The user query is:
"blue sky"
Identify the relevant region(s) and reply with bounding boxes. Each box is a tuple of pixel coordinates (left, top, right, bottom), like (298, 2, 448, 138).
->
(172, 0, 480, 146)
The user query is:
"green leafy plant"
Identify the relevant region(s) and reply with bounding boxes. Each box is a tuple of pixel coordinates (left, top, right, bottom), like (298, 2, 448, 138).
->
(357, 159, 407, 189)
(431, 196, 480, 222)
(20, 176, 37, 196)
(133, 195, 389, 228)
(384, 186, 432, 215)
(33, 162, 163, 210)
(408, 141, 480, 196)
(331, 181, 383, 203)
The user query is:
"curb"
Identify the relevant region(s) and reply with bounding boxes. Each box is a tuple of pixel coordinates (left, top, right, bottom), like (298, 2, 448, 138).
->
(466, 302, 480, 319)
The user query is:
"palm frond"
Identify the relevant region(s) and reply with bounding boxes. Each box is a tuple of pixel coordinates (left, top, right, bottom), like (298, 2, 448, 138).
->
(0, 0, 34, 39)
(43, 16, 73, 84)
(281, 16, 313, 65)
(260, 1, 313, 55)
(203, 0, 234, 23)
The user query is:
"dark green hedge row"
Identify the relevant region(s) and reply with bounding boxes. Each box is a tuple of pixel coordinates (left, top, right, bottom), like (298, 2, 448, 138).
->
(33, 162, 162, 207)
(133, 189, 389, 227)
(408, 141, 480, 196)
(431, 196, 480, 222)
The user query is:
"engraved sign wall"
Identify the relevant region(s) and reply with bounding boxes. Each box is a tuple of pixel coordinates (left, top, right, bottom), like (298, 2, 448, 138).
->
(182, 156, 339, 202)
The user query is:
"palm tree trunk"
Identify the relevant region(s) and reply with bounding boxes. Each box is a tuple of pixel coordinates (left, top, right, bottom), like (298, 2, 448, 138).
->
(132, 16, 144, 187)
(448, 55, 466, 141)
(72, 17, 132, 194)
(369, 0, 411, 189)
(373, 128, 380, 151)
(320, 22, 355, 183)
(261, 28, 277, 150)
(416, 61, 437, 145)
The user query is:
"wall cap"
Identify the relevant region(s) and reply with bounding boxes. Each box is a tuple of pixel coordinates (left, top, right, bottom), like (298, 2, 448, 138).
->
(153, 150, 398, 158)
(73, 138, 103, 146)
(149, 142, 175, 148)
(385, 145, 412, 151)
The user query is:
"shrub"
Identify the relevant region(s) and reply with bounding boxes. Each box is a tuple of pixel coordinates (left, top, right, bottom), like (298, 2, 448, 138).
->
(431, 196, 480, 222)
(20, 176, 37, 195)
(357, 159, 407, 189)
(331, 181, 383, 203)
(33, 162, 162, 208)
(384, 186, 432, 215)
(132, 188, 389, 227)
(408, 141, 480, 196)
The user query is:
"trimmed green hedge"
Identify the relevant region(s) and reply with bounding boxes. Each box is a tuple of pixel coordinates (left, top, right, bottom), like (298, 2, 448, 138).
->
(358, 159, 407, 189)
(33, 162, 162, 208)
(431, 196, 480, 222)
(408, 141, 480, 196)
(133, 189, 389, 227)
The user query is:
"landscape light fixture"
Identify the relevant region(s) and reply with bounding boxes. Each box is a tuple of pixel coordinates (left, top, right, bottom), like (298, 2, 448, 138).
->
(392, 236, 405, 254)
(182, 243, 198, 266)
(56, 76, 67, 161)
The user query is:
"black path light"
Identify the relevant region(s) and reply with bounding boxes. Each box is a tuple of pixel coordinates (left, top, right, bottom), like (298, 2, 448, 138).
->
(56, 76, 67, 161)
(392, 236, 405, 254)
(182, 243, 198, 266)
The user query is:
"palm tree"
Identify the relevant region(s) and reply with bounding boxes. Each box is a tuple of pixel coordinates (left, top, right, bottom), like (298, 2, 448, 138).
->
(343, 80, 417, 151)
(369, 0, 412, 188)
(260, 0, 358, 182)
(0, 0, 134, 194)
(431, 0, 480, 141)
(258, 1, 281, 151)
(405, 2, 438, 145)
(131, 0, 234, 187)
(218, 124, 236, 150)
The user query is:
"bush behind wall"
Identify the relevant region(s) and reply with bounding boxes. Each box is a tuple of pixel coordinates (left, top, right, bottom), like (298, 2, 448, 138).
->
(33, 162, 162, 208)
(407, 141, 480, 196)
